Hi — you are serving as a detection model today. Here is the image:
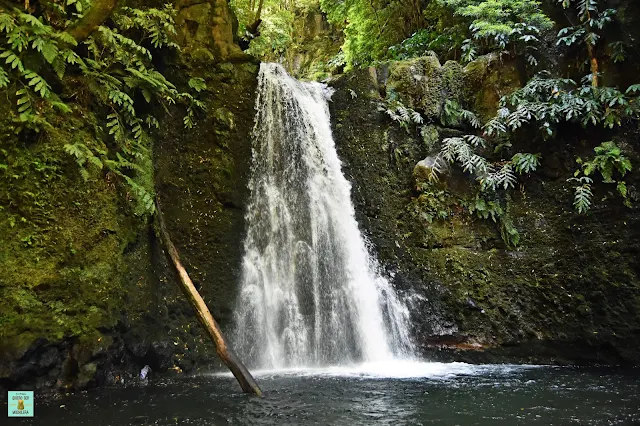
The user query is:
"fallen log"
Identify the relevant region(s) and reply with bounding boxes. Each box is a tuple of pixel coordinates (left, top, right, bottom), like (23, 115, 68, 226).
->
(155, 199, 262, 396)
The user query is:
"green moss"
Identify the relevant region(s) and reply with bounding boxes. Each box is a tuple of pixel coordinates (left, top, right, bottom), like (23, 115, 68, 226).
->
(463, 53, 520, 121)
(0, 104, 147, 366)
(330, 61, 640, 364)
(280, 9, 343, 79)
(152, 60, 259, 330)
(386, 55, 467, 119)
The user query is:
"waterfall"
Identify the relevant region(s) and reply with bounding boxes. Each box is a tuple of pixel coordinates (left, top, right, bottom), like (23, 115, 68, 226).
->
(233, 63, 413, 369)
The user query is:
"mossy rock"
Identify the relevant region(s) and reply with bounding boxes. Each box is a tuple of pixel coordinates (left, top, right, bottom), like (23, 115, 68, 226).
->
(0, 52, 260, 390)
(330, 59, 640, 366)
(463, 54, 521, 121)
(385, 55, 466, 119)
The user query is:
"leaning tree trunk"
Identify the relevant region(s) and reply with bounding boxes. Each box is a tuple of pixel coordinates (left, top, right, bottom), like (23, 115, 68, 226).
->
(155, 199, 263, 397)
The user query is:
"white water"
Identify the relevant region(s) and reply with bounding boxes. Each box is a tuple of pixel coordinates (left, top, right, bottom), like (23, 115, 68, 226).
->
(211, 360, 541, 379)
(233, 63, 413, 369)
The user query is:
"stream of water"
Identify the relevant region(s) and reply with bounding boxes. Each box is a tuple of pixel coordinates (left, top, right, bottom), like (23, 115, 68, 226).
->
(233, 63, 412, 368)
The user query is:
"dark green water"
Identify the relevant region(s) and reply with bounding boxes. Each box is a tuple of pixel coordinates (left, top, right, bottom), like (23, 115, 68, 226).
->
(7, 363, 640, 425)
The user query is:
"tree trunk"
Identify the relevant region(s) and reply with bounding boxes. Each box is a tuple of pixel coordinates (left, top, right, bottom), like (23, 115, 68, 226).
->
(254, 0, 265, 24)
(155, 199, 263, 397)
(587, 43, 599, 88)
(67, 0, 119, 42)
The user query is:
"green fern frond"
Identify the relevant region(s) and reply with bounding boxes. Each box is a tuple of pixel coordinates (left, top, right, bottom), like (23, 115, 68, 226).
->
(188, 77, 206, 92)
(512, 153, 541, 174)
(571, 178, 593, 213)
(0, 50, 24, 72)
(482, 163, 517, 190)
(0, 66, 9, 88)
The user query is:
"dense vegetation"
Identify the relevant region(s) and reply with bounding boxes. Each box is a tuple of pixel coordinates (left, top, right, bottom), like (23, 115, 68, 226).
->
(1, 0, 207, 217)
(235, 0, 637, 245)
(1, 0, 639, 391)
(3, 0, 632, 237)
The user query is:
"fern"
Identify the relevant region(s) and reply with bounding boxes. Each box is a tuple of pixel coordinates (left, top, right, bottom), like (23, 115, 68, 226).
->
(466, 194, 520, 247)
(0, 4, 198, 216)
(1, 50, 24, 72)
(569, 176, 593, 213)
(512, 153, 541, 174)
(116, 5, 179, 49)
(378, 99, 424, 132)
(468, 195, 503, 222)
(188, 77, 207, 92)
(121, 174, 156, 215)
(482, 163, 517, 191)
(63, 143, 104, 181)
(0, 65, 8, 87)
(441, 137, 492, 177)
(23, 70, 50, 98)
(569, 142, 633, 213)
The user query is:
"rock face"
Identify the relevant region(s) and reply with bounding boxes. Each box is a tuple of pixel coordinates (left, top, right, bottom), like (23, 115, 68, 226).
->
(278, 7, 343, 79)
(385, 55, 464, 119)
(154, 59, 259, 336)
(0, 0, 259, 390)
(329, 57, 640, 365)
(175, 0, 247, 61)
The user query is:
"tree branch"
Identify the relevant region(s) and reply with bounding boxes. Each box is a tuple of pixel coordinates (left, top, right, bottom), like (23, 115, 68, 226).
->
(67, 0, 119, 42)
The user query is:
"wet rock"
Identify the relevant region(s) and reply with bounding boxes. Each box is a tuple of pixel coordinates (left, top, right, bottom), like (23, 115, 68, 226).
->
(126, 339, 150, 359)
(386, 55, 464, 119)
(462, 53, 520, 121)
(38, 348, 60, 369)
(413, 156, 448, 187)
(178, 358, 194, 373)
(148, 341, 176, 371)
(75, 362, 97, 389)
(329, 54, 640, 366)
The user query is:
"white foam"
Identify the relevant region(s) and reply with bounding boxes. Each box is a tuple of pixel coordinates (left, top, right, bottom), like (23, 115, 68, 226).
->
(210, 361, 540, 380)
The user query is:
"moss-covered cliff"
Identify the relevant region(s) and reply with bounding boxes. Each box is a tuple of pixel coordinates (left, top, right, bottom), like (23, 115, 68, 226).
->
(0, 0, 259, 391)
(329, 57, 640, 365)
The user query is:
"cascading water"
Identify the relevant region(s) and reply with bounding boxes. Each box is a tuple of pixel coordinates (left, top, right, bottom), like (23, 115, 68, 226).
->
(233, 63, 413, 369)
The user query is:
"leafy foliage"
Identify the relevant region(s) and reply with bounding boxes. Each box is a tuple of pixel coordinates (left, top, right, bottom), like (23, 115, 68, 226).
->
(377, 99, 424, 132)
(321, 0, 427, 69)
(569, 142, 633, 213)
(466, 194, 520, 247)
(441, 99, 481, 128)
(0, 7, 79, 130)
(568, 176, 593, 213)
(389, 28, 465, 60)
(1, 3, 206, 216)
(247, 8, 295, 58)
(437, 68, 638, 206)
(556, 0, 621, 87)
(439, 0, 552, 64)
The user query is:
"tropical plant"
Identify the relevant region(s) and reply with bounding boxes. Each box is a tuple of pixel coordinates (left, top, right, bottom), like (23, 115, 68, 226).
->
(569, 141, 633, 213)
(556, 0, 618, 87)
(321, 0, 426, 69)
(1, 3, 206, 215)
(439, 0, 553, 64)
(378, 99, 424, 132)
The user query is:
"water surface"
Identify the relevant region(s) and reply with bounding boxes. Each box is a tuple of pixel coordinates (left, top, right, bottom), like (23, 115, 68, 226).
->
(22, 362, 640, 425)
